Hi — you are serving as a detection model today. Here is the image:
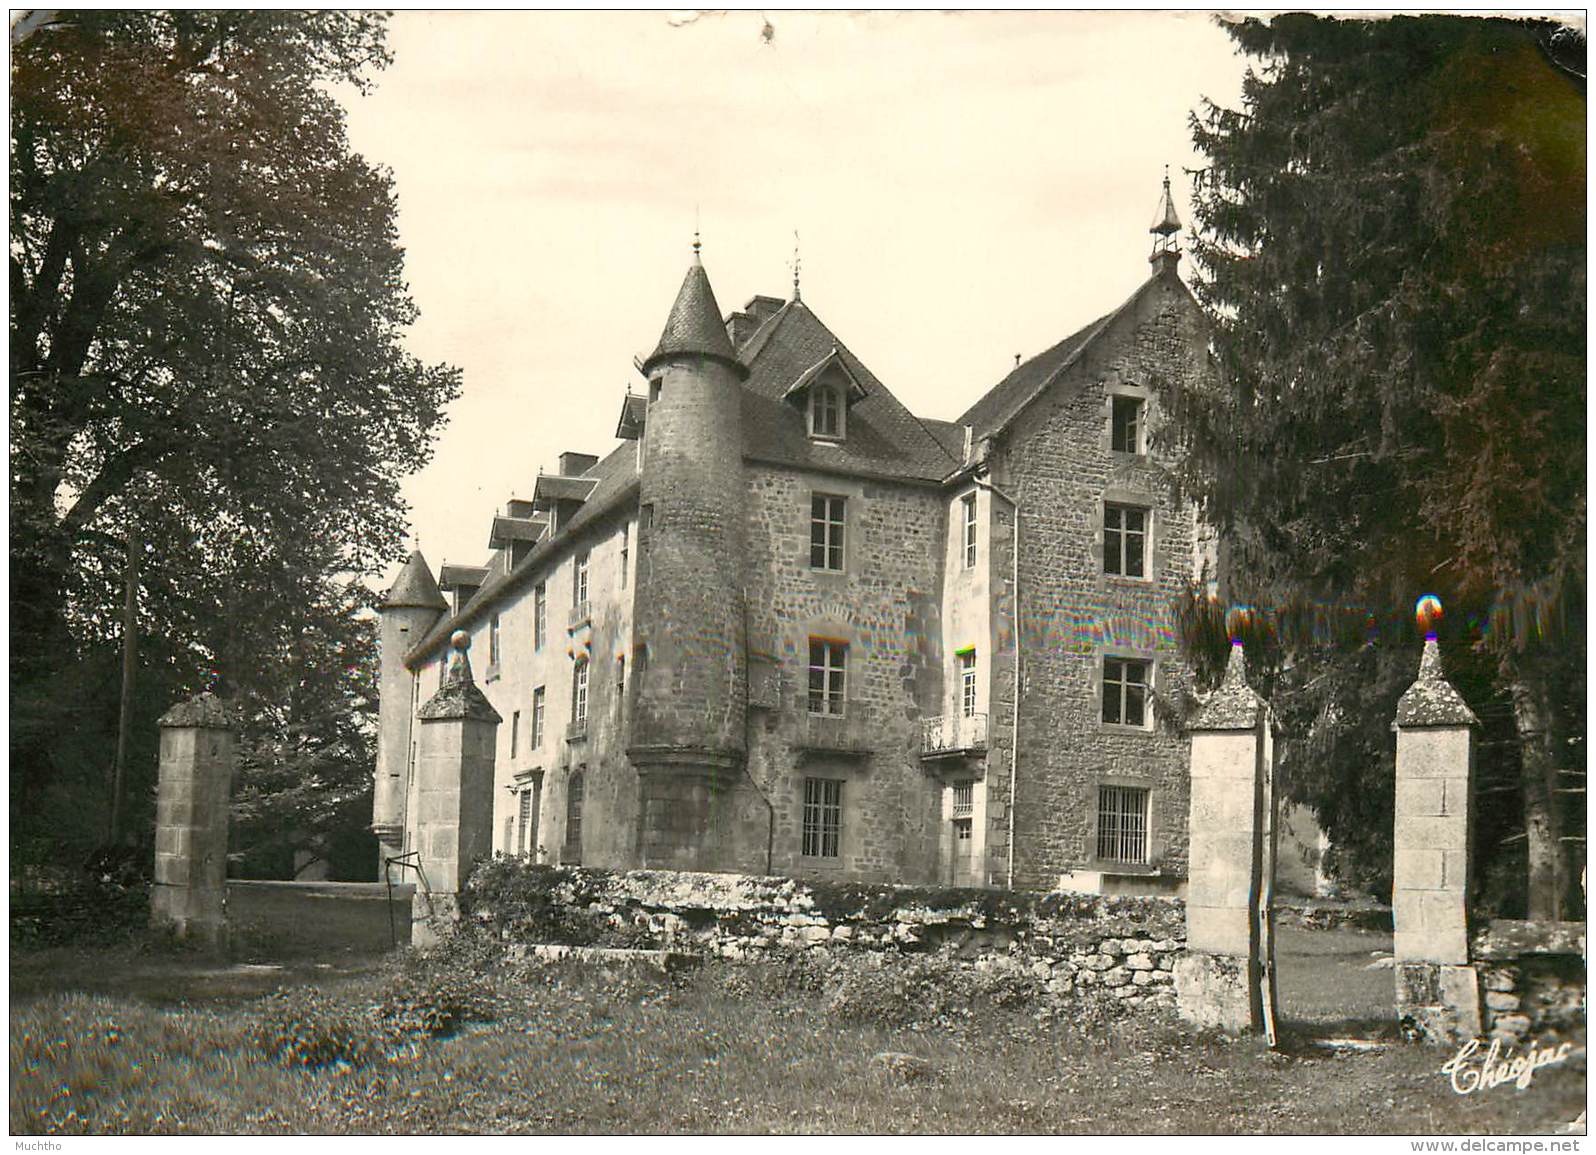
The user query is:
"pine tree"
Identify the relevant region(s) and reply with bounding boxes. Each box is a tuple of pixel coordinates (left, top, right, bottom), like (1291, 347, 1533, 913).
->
(1177, 14, 1584, 915)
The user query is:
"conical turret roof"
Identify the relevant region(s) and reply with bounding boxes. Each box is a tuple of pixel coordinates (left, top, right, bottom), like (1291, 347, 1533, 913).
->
(1150, 173, 1181, 236)
(383, 549, 448, 611)
(642, 255, 743, 375)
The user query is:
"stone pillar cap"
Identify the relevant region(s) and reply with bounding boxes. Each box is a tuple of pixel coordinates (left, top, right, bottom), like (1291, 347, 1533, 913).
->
(158, 692, 232, 729)
(1191, 642, 1264, 731)
(1394, 638, 1479, 728)
(418, 630, 502, 723)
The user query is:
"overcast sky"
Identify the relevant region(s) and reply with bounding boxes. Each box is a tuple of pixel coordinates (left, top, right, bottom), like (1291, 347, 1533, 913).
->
(342, 10, 1252, 589)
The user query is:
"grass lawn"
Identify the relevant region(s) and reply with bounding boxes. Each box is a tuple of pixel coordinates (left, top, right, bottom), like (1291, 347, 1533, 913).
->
(10, 933, 1587, 1136)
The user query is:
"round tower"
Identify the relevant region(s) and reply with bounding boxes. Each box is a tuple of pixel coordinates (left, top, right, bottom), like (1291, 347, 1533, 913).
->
(629, 241, 750, 868)
(372, 549, 448, 875)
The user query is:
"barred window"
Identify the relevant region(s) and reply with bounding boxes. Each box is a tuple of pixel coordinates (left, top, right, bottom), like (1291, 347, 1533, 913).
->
(810, 495, 846, 571)
(952, 780, 974, 818)
(1103, 504, 1148, 577)
(1097, 785, 1150, 865)
(1102, 657, 1150, 728)
(807, 638, 847, 716)
(802, 777, 842, 858)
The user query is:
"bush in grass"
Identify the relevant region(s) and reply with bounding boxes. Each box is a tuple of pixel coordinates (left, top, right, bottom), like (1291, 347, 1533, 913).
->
(377, 969, 499, 1039)
(252, 988, 382, 1068)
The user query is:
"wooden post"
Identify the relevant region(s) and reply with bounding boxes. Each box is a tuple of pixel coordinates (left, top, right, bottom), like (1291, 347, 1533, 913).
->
(109, 531, 139, 845)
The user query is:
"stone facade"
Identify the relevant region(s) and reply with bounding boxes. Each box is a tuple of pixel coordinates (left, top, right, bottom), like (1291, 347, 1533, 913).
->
(373, 204, 1215, 895)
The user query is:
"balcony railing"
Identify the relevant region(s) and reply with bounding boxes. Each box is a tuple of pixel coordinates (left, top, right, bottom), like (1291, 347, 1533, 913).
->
(568, 601, 591, 631)
(565, 717, 588, 742)
(920, 712, 988, 759)
(794, 709, 872, 757)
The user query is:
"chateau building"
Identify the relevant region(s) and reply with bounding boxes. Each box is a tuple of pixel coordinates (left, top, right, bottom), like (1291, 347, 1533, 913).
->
(373, 178, 1217, 894)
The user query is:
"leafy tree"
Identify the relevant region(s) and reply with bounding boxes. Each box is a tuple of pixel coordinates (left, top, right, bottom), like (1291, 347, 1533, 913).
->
(10, 12, 459, 868)
(1176, 14, 1584, 916)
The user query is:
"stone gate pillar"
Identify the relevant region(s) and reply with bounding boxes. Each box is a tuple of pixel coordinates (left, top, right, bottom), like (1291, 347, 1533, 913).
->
(411, 630, 500, 947)
(151, 692, 234, 944)
(1392, 597, 1481, 1043)
(1175, 638, 1270, 1032)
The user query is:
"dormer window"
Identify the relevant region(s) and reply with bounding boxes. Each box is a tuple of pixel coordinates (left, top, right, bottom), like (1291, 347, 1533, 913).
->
(786, 348, 866, 444)
(809, 384, 844, 440)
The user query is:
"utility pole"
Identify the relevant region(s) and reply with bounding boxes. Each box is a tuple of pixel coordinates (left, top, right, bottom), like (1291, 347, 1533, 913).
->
(109, 531, 138, 845)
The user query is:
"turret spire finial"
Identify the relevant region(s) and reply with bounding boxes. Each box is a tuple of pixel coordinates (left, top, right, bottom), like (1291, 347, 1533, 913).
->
(791, 229, 802, 302)
(1149, 166, 1182, 274)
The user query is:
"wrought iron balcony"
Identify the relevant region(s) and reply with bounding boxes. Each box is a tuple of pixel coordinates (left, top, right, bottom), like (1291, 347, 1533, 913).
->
(568, 601, 591, 631)
(565, 717, 588, 742)
(920, 712, 988, 759)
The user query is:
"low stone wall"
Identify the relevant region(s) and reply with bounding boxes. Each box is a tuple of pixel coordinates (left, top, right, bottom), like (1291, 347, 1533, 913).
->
(1473, 920, 1586, 1045)
(463, 860, 1187, 1011)
(227, 879, 414, 956)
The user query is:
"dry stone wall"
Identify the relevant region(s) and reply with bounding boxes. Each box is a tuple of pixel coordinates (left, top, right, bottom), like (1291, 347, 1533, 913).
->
(1473, 920, 1586, 1045)
(465, 861, 1187, 1012)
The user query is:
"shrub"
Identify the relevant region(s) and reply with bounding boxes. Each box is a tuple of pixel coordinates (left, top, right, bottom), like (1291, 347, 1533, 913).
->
(251, 988, 382, 1069)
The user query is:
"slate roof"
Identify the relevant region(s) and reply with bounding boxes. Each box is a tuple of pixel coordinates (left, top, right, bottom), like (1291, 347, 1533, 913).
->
(920, 418, 967, 463)
(737, 300, 959, 484)
(643, 260, 742, 374)
(383, 549, 449, 611)
(957, 307, 1118, 442)
(532, 474, 599, 506)
(438, 564, 489, 591)
(957, 272, 1201, 442)
(406, 443, 641, 665)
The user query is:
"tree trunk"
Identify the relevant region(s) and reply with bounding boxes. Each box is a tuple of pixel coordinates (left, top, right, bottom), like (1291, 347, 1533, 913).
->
(1510, 657, 1565, 921)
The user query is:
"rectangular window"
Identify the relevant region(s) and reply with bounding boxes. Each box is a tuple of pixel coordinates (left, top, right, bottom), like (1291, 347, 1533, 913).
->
(572, 659, 588, 723)
(574, 551, 589, 606)
(959, 651, 978, 717)
(801, 777, 842, 858)
(619, 524, 629, 589)
(510, 710, 520, 759)
(1097, 785, 1150, 865)
(962, 493, 978, 568)
(615, 655, 626, 713)
(810, 494, 845, 571)
(1102, 657, 1151, 728)
(489, 613, 501, 667)
(810, 385, 842, 439)
(517, 786, 533, 855)
(807, 638, 847, 716)
(1111, 396, 1144, 454)
(565, 771, 584, 863)
(520, 776, 542, 856)
(1103, 504, 1148, 577)
(534, 583, 547, 650)
(532, 687, 546, 748)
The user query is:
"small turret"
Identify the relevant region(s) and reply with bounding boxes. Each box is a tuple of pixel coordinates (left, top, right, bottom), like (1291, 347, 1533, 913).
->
(629, 239, 751, 869)
(372, 549, 448, 872)
(1149, 167, 1182, 278)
